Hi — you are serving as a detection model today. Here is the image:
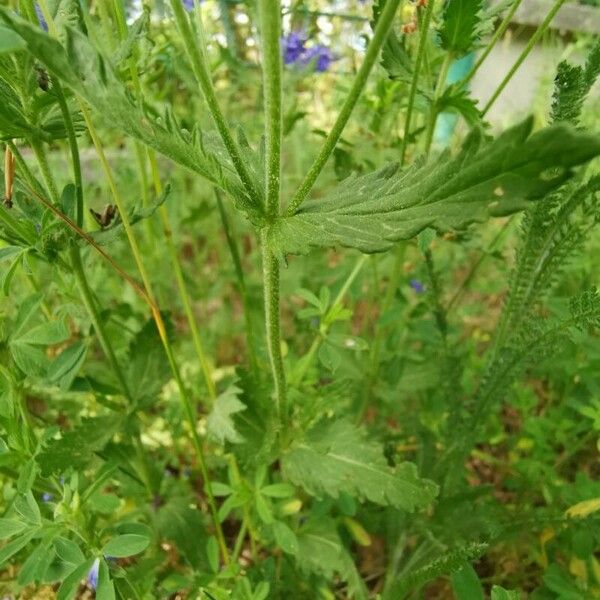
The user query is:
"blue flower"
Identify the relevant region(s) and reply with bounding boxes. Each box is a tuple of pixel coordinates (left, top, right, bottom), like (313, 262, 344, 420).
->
(42, 492, 53, 503)
(34, 4, 48, 32)
(300, 45, 335, 72)
(281, 31, 307, 65)
(87, 558, 100, 590)
(410, 279, 425, 294)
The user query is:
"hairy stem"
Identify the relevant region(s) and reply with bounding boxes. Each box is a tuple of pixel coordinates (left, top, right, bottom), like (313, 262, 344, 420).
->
(258, 0, 282, 216)
(260, 229, 286, 425)
(286, 0, 402, 215)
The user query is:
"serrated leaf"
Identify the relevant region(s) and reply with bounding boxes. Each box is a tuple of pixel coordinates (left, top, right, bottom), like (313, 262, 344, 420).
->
(296, 517, 367, 600)
(282, 419, 437, 511)
(0, 530, 36, 566)
(271, 118, 600, 255)
(37, 416, 122, 476)
(96, 559, 116, 600)
(439, 0, 484, 56)
(0, 11, 262, 220)
(451, 563, 484, 600)
(206, 384, 246, 444)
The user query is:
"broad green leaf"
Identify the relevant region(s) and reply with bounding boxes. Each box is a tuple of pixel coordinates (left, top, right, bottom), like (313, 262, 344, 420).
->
(156, 496, 208, 569)
(0, 25, 25, 53)
(272, 521, 298, 555)
(491, 586, 520, 600)
(101, 533, 149, 557)
(206, 384, 246, 444)
(296, 517, 367, 600)
(439, 0, 484, 56)
(15, 319, 69, 345)
(451, 563, 484, 600)
(37, 416, 121, 476)
(282, 419, 437, 511)
(14, 491, 41, 525)
(9, 342, 49, 378)
(16, 458, 38, 493)
(0, 246, 23, 262)
(54, 537, 85, 566)
(260, 483, 295, 498)
(270, 119, 600, 255)
(0, 518, 28, 539)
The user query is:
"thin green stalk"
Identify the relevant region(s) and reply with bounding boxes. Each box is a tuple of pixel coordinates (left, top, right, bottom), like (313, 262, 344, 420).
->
(260, 229, 286, 425)
(112, 0, 217, 401)
(423, 51, 452, 154)
(482, 0, 566, 115)
(286, 0, 402, 215)
(462, 0, 523, 87)
(69, 248, 133, 402)
(215, 189, 259, 377)
(399, 0, 435, 166)
(258, 0, 282, 216)
(291, 255, 367, 386)
(170, 0, 261, 205)
(80, 105, 229, 564)
(147, 153, 217, 401)
(360, 244, 406, 418)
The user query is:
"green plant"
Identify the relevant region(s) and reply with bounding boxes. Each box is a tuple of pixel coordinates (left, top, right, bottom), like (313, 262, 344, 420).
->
(0, 0, 599, 597)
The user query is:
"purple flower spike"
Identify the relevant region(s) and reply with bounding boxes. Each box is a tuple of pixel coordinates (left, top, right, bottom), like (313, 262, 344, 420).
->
(182, 0, 194, 10)
(34, 4, 48, 32)
(410, 279, 425, 294)
(281, 31, 307, 65)
(87, 558, 100, 590)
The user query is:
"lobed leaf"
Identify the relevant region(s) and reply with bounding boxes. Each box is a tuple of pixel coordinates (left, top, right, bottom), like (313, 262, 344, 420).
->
(282, 419, 437, 512)
(270, 118, 600, 255)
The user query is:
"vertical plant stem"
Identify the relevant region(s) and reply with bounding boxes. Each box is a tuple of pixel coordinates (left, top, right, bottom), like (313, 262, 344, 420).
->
(482, 0, 566, 116)
(286, 0, 402, 215)
(462, 0, 523, 86)
(151, 156, 217, 401)
(170, 0, 261, 204)
(258, 0, 282, 216)
(423, 50, 452, 154)
(215, 189, 259, 377)
(260, 229, 286, 425)
(79, 105, 229, 564)
(257, 1, 287, 424)
(399, 0, 435, 166)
